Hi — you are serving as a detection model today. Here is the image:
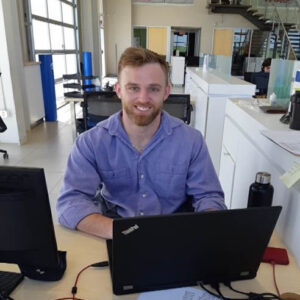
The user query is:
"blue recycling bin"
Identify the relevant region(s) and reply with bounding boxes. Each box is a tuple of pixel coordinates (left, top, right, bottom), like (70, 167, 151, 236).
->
(39, 55, 57, 121)
(82, 51, 93, 87)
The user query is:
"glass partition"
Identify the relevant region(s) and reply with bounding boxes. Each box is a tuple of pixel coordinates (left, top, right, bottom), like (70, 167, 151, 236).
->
(245, 57, 264, 72)
(267, 59, 300, 107)
(199, 53, 232, 75)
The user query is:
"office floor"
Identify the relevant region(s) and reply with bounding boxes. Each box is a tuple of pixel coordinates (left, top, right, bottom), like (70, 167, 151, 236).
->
(0, 106, 78, 224)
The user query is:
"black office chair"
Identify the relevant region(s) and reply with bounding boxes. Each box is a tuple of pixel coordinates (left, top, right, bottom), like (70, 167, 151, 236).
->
(77, 92, 192, 133)
(0, 116, 8, 159)
(76, 91, 121, 133)
(163, 94, 192, 125)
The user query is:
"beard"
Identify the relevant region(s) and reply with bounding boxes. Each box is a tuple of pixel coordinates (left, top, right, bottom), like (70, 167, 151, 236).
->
(123, 101, 164, 126)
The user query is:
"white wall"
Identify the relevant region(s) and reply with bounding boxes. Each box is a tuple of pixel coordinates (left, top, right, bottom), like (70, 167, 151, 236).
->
(132, 0, 256, 54)
(79, 0, 102, 78)
(0, 0, 27, 144)
(101, 0, 256, 74)
(103, 0, 132, 75)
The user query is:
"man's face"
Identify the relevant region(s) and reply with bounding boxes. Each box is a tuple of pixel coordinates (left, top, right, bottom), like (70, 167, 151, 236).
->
(115, 63, 170, 126)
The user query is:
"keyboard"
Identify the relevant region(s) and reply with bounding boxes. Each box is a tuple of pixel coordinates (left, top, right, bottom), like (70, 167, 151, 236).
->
(0, 271, 24, 298)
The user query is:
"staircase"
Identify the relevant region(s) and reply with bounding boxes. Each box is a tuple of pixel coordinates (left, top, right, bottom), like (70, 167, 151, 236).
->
(288, 30, 300, 59)
(249, 29, 300, 59)
(250, 31, 269, 56)
(209, 3, 294, 31)
(209, 1, 299, 60)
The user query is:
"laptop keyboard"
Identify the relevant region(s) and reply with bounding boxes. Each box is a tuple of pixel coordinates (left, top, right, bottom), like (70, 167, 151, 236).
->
(0, 270, 24, 297)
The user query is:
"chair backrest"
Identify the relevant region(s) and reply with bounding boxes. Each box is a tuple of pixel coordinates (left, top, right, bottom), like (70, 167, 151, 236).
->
(0, 116, 7, 133)
(82, 91, 121, 131)
(80, 92, 192, 132)
(163, 94, 192, 124)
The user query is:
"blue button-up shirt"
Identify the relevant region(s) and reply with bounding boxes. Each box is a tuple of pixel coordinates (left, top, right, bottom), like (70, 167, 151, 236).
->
(57, 111, 225, 229)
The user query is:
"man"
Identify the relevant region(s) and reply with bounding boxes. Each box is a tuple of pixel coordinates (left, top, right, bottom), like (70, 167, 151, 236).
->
(57, 47, 226, 239)
(261, 58, 271, 73)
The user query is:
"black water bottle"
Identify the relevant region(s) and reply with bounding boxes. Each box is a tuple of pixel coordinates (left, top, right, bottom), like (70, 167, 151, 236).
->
(247, 172, 274, 207)
(289, 91, 300, 130)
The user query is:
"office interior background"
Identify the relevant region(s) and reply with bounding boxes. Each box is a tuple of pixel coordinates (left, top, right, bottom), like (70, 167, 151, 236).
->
(1, 0, 300, 265)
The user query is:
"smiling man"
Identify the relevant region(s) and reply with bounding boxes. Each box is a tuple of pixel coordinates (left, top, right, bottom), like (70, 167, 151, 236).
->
(57, 47, 226, 239)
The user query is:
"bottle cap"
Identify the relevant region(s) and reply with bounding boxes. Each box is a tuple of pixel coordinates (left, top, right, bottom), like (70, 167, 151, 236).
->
(255, 172, 271, 184)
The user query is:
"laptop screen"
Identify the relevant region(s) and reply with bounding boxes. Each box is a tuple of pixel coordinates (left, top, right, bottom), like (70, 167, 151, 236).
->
(107, 206, 281, 295)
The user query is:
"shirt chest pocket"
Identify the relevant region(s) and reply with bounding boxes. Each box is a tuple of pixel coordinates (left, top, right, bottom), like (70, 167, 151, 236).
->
(154, 162, 188, 199)
(100, 167, 133, 195)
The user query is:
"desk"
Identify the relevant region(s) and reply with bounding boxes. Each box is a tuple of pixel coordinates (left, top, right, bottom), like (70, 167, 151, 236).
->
(219, 98, 300, 266)
(1, 225, 300, 300)
(184, 67, 256, 174)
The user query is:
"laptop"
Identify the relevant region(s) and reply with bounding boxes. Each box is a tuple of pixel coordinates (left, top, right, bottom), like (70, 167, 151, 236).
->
(106, 206, 281, 295)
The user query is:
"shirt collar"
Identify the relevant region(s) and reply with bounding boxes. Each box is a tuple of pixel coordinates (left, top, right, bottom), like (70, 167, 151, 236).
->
(101, 110, 182, 137)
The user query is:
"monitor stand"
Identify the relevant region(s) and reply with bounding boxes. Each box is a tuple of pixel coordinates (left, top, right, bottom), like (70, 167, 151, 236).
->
(18, 250, 67, 281)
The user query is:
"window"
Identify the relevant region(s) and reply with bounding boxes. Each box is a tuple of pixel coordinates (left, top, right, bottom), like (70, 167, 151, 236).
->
(173, 32, 188, 56)
(133, 0, 193, 3)
(25, 0, 79, 108)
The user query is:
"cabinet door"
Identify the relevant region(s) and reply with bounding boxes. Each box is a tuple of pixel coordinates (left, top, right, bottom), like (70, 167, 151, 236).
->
(148, 27, 167, 55)
(193, 84, 208, 137)
(219, 145, 235, 208)
(205, 96, 227, 174)
(171, 57, 185, 85)
(184, 72, 191, 94)
(186, 75, 197, 127)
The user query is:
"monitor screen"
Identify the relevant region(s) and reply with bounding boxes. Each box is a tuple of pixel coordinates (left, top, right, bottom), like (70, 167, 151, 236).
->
(251, 72, 270, 95)
(0, 166, 66, 281)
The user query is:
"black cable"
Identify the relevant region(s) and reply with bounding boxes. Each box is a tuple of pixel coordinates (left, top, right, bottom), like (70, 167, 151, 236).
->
(212, 283, 231, 300)
(197, 281, 223, 299)
(224, 281, 249, 296)
(90, 261, 109, 267)
(198, 281, 283, 300)
(224, 282, 283, 300)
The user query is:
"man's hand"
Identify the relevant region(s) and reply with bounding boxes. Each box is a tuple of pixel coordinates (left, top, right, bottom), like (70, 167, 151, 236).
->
(76, 213, 113, 239)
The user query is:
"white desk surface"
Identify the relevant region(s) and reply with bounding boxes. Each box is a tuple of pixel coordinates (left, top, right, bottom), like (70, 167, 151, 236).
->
(64, 96, 83, 103)
(1, 225, 300, 300)
(227, 98, 300, 169)
(187, 67, 255, 96)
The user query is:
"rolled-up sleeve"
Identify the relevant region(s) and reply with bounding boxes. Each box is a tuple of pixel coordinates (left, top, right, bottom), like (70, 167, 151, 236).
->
(56, 132, 103, 229)
(186, 131, 227, 211)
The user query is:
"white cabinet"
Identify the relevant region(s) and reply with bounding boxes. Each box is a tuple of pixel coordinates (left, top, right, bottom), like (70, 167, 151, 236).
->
(219, 144, 235, 208)
(170, 56, 185, 85)
(185, 67, 255, 173)
(187, 76, 208, 135)
(24, 63, 45, 126)
(219, 98, 300, 267)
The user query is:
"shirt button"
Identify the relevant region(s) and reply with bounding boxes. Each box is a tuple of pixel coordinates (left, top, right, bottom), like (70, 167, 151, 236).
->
(140, 174, 144, 179)
(142, 193, 147, 198)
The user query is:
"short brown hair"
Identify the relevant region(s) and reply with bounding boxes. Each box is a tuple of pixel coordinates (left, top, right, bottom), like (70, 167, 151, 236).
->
(118, 47, 169, 84)
(261, 58, 271, 71)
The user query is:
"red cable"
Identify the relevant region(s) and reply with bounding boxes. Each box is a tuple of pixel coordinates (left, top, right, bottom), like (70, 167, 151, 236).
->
(271, 261, 281, 297)
(54, 264, 92, 300)
(72, 264, 92, 300)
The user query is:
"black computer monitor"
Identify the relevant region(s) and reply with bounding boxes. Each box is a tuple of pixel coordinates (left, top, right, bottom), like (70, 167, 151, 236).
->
(0, 166, 66, 282)
(185, 56, 200, 67)
(251, 72, 270, 95)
